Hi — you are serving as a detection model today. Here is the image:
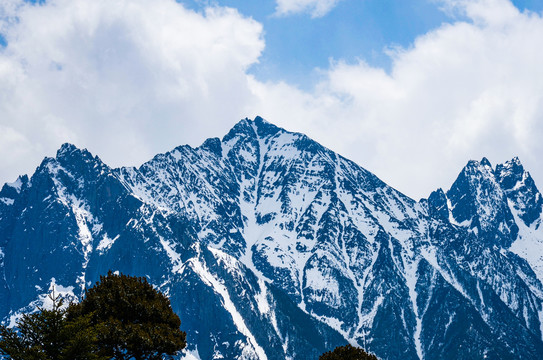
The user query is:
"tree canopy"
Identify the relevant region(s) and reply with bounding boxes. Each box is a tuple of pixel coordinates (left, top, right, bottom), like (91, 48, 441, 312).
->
(0, 291, 104, 360)
(0, 272, 186, 360)
(68, 271, 186, 360)
(319, 344, 379, 360)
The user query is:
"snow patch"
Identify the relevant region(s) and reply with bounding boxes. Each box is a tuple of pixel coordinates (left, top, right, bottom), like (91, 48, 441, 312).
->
(96, 234, 119, 253)
(6, 177, 23, 191)
(447, 198, 471, 227)
(180, 348, 202, 360)
(43, 278, 76, 308)
(255, 278, 270, 315)
(7, 278, 76, 328)
(190, 257, 268, 360)
(209, 247, 239, 272)
(508, 199, 543, 284)
(421, 247, 470, 299)
(160, 237, 183, 273)
(304, 267, 340, 307)
(71, 198, 94, 267)
(0, 197, 14, 205)
(539, 307, 543, 342)
(404, 258, 423, 360)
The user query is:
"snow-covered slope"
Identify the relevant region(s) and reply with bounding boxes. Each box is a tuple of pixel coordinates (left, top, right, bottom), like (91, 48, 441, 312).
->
(1, 117, 543, 359)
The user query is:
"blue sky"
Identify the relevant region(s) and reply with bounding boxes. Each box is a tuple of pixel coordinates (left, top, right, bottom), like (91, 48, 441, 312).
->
(182, 0, 452, 87)
(180, 0, 543, 88)
(1, 0, 543, 199)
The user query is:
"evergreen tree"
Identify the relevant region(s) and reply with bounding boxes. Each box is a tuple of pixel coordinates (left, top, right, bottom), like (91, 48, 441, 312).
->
(1, 272, 186, 360)
(0, 291, 104, 360)
(67, 271, 186, 360)
(319, 344, 379, 360)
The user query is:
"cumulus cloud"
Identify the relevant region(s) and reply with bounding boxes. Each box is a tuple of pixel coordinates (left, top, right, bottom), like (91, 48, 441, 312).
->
(248, 0, 543, 198)
(0, 0, 263, 181)
(1, 0, 542, 200)
(274, 0, 341, 18)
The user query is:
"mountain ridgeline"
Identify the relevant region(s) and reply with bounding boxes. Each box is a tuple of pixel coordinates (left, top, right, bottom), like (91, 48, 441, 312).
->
(1, 117, 543, 359)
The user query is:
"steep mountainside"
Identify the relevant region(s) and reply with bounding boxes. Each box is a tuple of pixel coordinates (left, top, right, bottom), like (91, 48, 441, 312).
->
(1, 117, 543, 359)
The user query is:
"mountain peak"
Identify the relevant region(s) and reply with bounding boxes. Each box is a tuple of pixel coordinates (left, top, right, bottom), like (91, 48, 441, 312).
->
(48, 143, 110, 182)
(496, 157, 542, 226)
(496, 156, 524, 176)
(510, 156, 522, 166)
(4, 175, 28, 192)
(199, 137, 222, 156)
(456, 158, 496, 187)
(464, 157, 493, 172)
(56, 142, 79, 157)
(55, 143, 96, 164)
(447, 158, 505, 230)
(252, 115, 281, 137)
(480, 157, 492, 168)
(495, 157, 528, 189)
(2, 118, 543, 360)
(223, 116, 282, 143)
(427, 188, 449, 222)
(254, 115, 265, 124)
(223, 118, 257, 142)
(0, 175, 28, 202)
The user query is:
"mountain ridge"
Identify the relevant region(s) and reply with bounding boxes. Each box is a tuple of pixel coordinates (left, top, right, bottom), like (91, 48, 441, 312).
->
(1, 116, 543, 359)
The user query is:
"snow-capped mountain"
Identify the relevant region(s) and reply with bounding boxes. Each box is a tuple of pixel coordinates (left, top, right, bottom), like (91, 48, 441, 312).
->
(1, 116, 543, 359)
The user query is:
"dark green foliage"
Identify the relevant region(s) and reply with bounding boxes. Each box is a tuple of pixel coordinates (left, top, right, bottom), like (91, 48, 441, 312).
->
(68, 271, 186, 360)
(319, 344, 379, 360)
(1, 272, 186, 360)
(0, 291, 104, 360)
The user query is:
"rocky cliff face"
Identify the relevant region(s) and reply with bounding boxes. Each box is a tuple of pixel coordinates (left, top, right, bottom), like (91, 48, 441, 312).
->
(1, 117, 543, 359)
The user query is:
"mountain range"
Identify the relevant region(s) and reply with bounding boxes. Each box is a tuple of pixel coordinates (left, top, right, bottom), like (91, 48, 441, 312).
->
(1, 116, 543, 359)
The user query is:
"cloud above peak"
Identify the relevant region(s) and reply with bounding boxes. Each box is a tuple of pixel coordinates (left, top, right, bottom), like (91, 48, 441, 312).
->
(0, 0, 542, 200)
(249, 0, 543, 198)
(274, 0, 341, 18)
(0, 0, 264, 178)
(441, 0, 521, 26)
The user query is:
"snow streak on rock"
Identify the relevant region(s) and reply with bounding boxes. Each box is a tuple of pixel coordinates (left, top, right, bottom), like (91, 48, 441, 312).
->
(1, 117, 543, 359)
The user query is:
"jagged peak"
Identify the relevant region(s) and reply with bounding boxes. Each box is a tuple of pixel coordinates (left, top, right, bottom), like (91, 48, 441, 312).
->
(446, 157, 505, 228)
(480, 157, 492, 168)
(495, 157, 533, 190)
(496, 157, 524, 175)
(494, 157, 542, 225)
(455, 157, 533, 193)
(430, 187, 446, 197)
(463, 157, 493, 171)
(0, 175, 28, 200)
(4, 175, 28, 192)
(35, 143, 109, 180)
(56, 142, 79, 157)
(427, 188, 449, 222)
(55, 143, 95, 163)
(450, 157, 503, 197)
(495, 157, 538, 198)
(199, 137, 222, 156)
(222, 118, 255, 143)
(509, 156, 522, 166)
(445, 159, 499, 213)
(223, 116, 282, 143)
(252, 116, 281, 137)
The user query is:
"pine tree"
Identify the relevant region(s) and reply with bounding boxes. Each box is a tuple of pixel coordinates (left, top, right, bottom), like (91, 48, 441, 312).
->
(319, 344, 379, 360)
(1, 272, 186, 360)
(67, 271, 186, 360)
(0, 291, 104, 360)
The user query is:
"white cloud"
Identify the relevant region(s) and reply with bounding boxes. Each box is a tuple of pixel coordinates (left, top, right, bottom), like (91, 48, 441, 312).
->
(1, 0, 542, 201)
(248, 0, 543, 198)
(274, 0, 341, 18)
(0, 0, 263, 181)
(440, 0, 520, 26)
